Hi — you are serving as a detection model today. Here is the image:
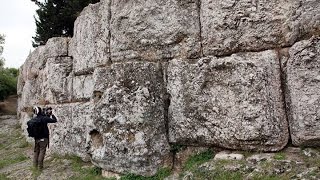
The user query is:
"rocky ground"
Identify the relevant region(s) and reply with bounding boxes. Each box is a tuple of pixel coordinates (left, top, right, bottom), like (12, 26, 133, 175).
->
(1, 114, 320, 180)
(0, 115, 104, 180)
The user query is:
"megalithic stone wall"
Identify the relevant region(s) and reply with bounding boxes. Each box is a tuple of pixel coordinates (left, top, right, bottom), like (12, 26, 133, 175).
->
(18, 0, 320, 176)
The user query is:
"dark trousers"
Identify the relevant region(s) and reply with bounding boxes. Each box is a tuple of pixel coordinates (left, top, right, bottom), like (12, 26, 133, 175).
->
(33, 138, 48, 169)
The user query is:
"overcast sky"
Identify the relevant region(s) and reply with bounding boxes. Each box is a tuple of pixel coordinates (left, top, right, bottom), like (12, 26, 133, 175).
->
(0, 0, 38, 68)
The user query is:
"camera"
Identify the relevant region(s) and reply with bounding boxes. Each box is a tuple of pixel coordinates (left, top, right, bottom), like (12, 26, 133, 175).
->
(43, 107, 53, 116)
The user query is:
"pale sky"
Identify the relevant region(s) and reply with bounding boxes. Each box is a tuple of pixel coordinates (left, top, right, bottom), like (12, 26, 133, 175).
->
(0, 0, 38, 68)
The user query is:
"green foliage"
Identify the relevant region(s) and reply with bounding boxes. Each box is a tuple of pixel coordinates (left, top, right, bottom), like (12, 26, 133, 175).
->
(120, 168, 171, 180)
(0, 174, 9, 180)
(0, 154, 28, 169)
(60, 154, 106, 180)
(169, 144, 186, 154)
(250, 174, 290, 180)
(184, 149, 214, 170)
(0, 34, 5, 68)
(31, 0, 100, 47)
(211, 169, 243, 180)
(0, 68, 18, 101)
(273, 152, 286, 160)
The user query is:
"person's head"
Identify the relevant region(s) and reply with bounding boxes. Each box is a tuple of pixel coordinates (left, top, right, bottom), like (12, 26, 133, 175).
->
(33, 106, 42, 116)
(45, 107, 52, 116)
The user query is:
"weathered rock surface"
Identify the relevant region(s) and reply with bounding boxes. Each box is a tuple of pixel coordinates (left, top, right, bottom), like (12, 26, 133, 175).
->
(69, 1, 110, 74)
(88, 62, 171, 175)
(167, 51, 288, 151)
(18, 0, 320, 176)
(110, 0, 201, 62)
(286, 37, 320, 146)
(201, 0, 320, 56)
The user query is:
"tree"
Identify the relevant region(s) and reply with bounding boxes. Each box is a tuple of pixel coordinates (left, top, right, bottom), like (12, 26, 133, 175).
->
(0, 35, 18, 101)
(0, 34, 5, 67)
(31, 0, 100, 47)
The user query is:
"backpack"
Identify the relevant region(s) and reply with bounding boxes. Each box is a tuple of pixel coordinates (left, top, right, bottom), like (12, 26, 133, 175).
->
(27, 117, 44, 138)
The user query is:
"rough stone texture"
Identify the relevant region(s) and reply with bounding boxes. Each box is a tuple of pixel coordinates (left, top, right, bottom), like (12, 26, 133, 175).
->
(87, 62, 171, 176)
(72, 75, 94, 101)
(49, 102, 93, 161)
(18, 0, 320, 176)
(69, 1, 111, 74)
(110, 0, 201, 62)
(201, 0, 320, 56)
(286, 37, 320, 146)
(43, 57, 73, 103)
(18, 39, 71, 113)
(214, 151, 244, 161)
(167, 50, 288, 151)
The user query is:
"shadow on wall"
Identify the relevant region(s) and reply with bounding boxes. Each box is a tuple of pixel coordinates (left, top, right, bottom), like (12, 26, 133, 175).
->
(0, 95, 17, 115)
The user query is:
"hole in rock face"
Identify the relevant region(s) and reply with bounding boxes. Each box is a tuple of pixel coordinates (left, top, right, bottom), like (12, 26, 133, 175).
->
(93, 91, 103, 103)
(89, 129, 103, 149)
(123, 147, 128, 154)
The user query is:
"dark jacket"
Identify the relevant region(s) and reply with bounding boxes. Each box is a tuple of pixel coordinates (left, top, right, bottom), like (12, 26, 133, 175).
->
(34, 114, 57, 139)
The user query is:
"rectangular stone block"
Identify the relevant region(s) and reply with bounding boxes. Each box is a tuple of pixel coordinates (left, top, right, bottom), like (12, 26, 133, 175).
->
(88, 62, 171, 176)
(45, 37, 69, 58)
(72, 75, 94, 101)
(69, 1, 111, 74)
(43, 57, 73, 103)
(168, 50, 288, 151)
(201, 0, 320, 56)
(49, 102, 93, 161)
(286, 37, 320, 146)
(110, 0, 201, 62)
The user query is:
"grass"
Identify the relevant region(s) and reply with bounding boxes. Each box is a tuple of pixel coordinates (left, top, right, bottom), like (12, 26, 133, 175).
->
(56, 155, 105, 180)
(0, 153, 28, 169)
(212, 169, 243, 180)
(120, 167, 171, 180)
(0, 173, 9, 180)
(273, 152, 286, 160)
(183, 149, 214, 171)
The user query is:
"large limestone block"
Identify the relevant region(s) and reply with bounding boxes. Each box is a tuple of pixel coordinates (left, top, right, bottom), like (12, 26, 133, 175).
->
(168, 51, 288, 151)
(72, 75, 94, 101)
(201, 0, 320, 56)
(88, 62, 171, 176)
(21, 46, 47, 81)
(110, 0, 201, 62)
(286, 36, 320, 146)
(69, 1, 110, 74)
(18, 37, 71, 109)
(44, 57, 73, 103)
(44, 37, 69, 58)
(21, 37, 69, 81)
(49, 102, 93, 160)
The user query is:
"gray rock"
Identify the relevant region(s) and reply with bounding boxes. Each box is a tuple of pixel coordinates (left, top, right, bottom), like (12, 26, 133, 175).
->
(49, 102, 93, 161)
(17, 0, 320, 176)
(43, 57, 73, 104)
(246, 153, 274, 164)
(214, 152, 244, 161)
(285, 37, 320, 146)
(201, 0, 320, 56)
(167, 50, 288, 151)
(69, 1, 111, 74)
(110, 0, 201, 62)
(72, 75, 94, 101)
(44, 37, 70, 58)
(87, 62, 171, 176)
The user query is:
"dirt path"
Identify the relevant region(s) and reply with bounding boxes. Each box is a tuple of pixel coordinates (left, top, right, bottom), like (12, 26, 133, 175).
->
(0, 115, 94, 180)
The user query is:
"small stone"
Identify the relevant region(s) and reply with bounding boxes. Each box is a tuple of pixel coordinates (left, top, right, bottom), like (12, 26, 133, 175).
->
(214, 152, 244, 161)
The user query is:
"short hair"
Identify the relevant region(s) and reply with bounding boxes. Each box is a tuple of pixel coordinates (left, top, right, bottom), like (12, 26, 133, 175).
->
(33, 106, 42, 115)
